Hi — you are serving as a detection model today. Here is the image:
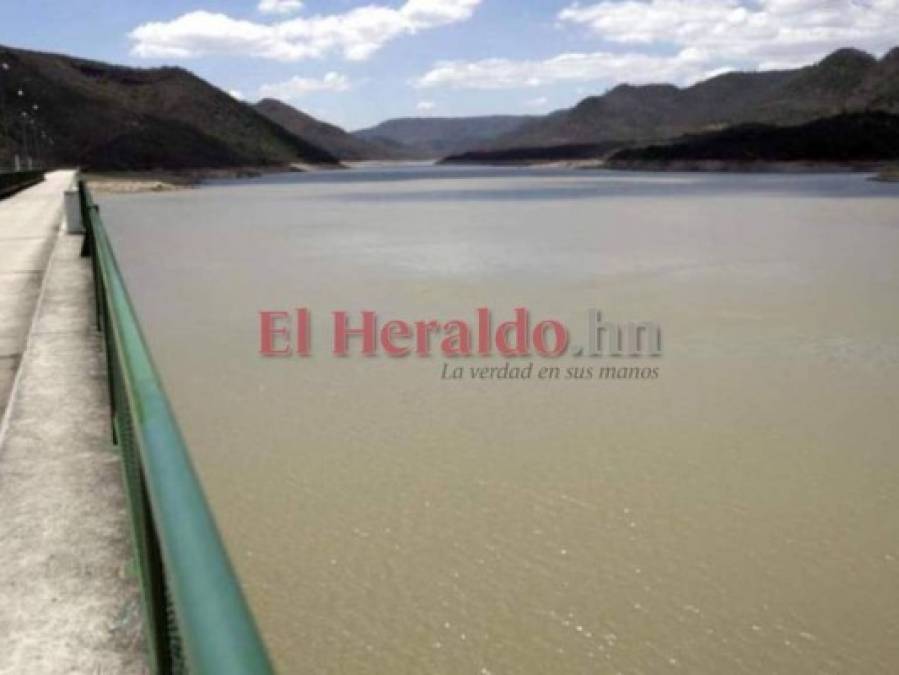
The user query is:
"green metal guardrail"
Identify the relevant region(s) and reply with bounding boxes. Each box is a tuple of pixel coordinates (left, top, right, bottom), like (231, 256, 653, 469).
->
(78, 181, 275, 675)
(0, 170, 44, 200)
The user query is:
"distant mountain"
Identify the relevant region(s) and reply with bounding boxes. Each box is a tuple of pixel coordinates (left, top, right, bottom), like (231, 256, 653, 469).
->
(608, 111, 899, 167)
(353, 115, 535, 158)
(0, 45, 338, 171)
(253, 98, 406, 161)
(476, 47, 899, 154)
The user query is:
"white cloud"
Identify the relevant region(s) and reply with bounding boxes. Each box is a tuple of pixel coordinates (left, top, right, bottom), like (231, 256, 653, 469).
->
(258, 72, 351, 99)
(558, 0, 899, 66)
(526, 96, 549, 108)
(130, 0, 481, 62)
(228, 89, 245, 100)
(415, 49, 712, 90)
(416, 100, 437, 112)
(258, 0, 303, 15)
(415, 0, 899, 91)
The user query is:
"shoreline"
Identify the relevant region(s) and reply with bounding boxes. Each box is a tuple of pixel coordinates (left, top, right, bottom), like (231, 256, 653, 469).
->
(81, 160, 899, 192)
(85, 162, 343, 194)
(441, 158, 899, 177)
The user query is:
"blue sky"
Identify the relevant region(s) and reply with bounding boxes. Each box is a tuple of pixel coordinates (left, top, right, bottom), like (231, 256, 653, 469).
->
(1, 0, 897, 130)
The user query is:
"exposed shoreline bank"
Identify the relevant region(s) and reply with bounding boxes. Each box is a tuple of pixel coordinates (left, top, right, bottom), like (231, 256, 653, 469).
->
(84, 162, 343, 194)
(440, 158, 606, 169)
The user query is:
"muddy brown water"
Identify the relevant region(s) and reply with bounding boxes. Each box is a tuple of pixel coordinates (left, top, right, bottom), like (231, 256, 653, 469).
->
(100, 167, 899, 674)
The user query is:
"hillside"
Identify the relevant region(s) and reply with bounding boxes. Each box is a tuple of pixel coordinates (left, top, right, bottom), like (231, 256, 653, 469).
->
(607, 112, 899, 167)
(254, 99, 406, 161)
(477, 47, 899, 153)
(0, 44, 338, 171)
(353, 115, 535, 158)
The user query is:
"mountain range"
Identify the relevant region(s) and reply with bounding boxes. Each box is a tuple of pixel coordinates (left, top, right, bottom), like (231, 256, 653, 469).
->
(1, 43, 897, 171)
(353, 115, 534, 158)
(260, 45, 899, 164)
(456, 47, 899, 160)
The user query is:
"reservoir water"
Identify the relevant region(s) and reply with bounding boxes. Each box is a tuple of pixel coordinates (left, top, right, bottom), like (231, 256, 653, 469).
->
(100, 167, 899, 674)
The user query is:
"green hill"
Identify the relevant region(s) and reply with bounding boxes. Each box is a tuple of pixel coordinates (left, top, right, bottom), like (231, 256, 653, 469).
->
(607, 112, 899, 166)
(0, 44, 338, 171)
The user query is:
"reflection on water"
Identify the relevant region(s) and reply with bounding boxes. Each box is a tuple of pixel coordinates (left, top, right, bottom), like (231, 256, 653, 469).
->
(101, 168, 899, 674)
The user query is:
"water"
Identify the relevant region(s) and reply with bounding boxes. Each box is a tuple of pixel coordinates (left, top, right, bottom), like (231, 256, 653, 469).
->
(100, 167, 899, 674)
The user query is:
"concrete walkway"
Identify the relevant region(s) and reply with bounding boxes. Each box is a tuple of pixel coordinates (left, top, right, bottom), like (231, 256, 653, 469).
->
(0, 172, 73, 419)
(0, 175, 146, 673)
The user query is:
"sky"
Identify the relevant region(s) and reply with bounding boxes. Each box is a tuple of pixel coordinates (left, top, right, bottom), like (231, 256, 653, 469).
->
(1, 0, 898, 130)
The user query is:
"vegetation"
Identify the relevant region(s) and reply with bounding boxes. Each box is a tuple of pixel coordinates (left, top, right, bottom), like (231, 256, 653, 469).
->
(0, 44, 338, 171)
(607, 112, 899, 165)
